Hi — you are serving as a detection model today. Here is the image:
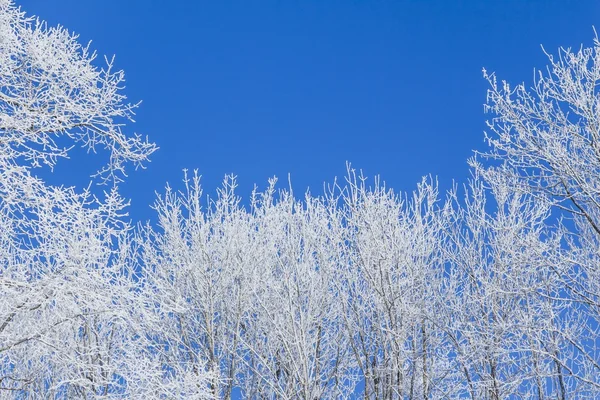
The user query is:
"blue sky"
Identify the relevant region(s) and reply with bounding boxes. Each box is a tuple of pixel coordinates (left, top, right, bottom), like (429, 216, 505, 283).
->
(18, 0, 600, 222)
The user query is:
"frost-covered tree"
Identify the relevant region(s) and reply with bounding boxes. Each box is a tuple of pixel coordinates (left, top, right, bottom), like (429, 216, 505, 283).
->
(0, 0, 156, 182)
(0, 1, 215, 398)
(335, 171, 451, 399)
(139, 172, 359, 399)
(439, 167, 572, 399)
(482, 36, 600, 395)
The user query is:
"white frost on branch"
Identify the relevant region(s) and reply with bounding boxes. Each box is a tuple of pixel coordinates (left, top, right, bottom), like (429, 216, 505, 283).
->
(0, 0, 156, 183)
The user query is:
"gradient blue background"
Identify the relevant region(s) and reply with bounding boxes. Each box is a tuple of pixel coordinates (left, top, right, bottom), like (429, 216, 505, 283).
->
(17, 0, 600, 222)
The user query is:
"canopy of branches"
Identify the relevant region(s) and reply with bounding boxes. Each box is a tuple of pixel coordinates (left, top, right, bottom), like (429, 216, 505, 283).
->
(1, 1, 599, 398)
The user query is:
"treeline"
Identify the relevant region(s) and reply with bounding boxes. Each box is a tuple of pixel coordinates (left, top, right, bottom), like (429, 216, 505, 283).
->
(1, 1, 599, 398)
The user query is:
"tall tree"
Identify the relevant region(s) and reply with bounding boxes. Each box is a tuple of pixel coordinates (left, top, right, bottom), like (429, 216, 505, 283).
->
(482, 36, 600, 395)
(0, 1, 215, 398)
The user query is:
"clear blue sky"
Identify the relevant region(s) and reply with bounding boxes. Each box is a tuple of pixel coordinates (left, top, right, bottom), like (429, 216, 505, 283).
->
(18, 0, 600, 222)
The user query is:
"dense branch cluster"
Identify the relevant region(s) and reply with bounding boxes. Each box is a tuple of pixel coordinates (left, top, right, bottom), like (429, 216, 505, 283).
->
(0, 1, 599, 398)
